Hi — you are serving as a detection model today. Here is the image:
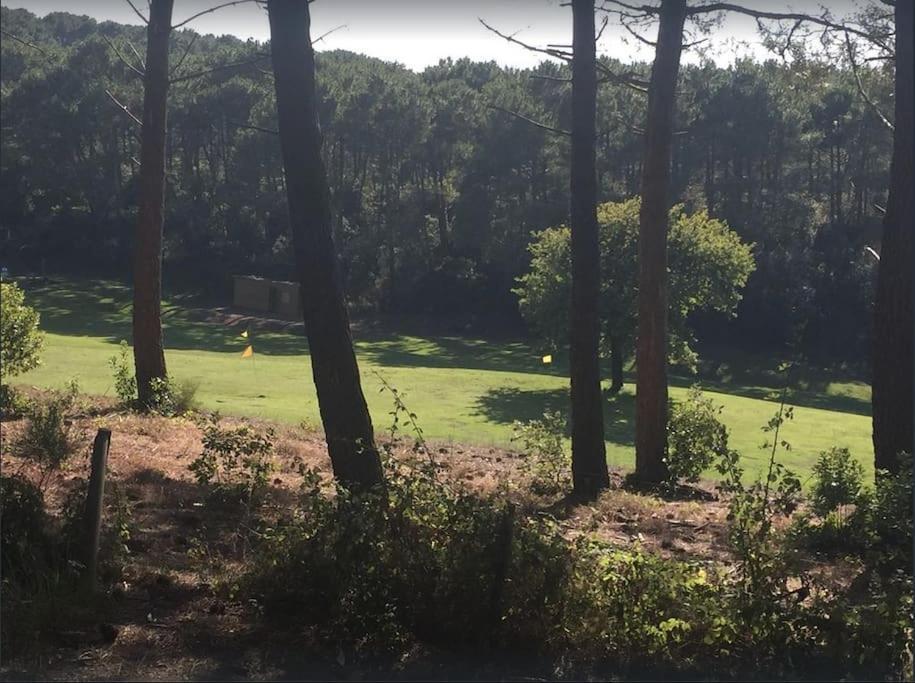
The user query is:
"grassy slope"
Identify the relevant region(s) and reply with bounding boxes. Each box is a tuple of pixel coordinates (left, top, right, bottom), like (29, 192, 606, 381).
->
(13, 278, 874, 480)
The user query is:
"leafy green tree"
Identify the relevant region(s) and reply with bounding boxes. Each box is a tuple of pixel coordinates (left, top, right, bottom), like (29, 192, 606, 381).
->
(515, 198, 754, 391)
(0, 282, 43, 380)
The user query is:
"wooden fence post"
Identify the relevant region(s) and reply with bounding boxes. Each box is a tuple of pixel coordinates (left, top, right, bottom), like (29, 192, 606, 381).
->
(81, 428, 111, 592)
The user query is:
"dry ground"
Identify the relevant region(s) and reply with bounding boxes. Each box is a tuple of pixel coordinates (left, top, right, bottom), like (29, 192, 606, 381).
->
(0, 394, 861, 681)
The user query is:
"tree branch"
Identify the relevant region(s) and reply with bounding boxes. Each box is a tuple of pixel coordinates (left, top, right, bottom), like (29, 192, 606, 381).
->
(479, 18, 573, 62)
(595, 14, 610, 42)
(313, 24, 347, 45)
(170, 32, 199, 76)
(228, 120, 278, 135)
(105, 89, 142, 127)
(529, 73, 572, 83)
(123, 0, 149, 24)
(102, 35, 146, 79)
(171, 0, 258, 29)
(170, 56, 266, 84)
(487, 103, 570, 137)
(685, 3, 886, 45)
(126, 38, 146, 71)
(844, 30, 894, 131)
(622, 21, 656, 46)
(0, 29, 51, 57)
(597, 64, 649, 92)
(481, 16, 647, 92)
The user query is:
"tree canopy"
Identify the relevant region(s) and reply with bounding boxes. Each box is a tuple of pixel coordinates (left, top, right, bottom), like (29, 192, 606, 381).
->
(514, 198, 754, 373)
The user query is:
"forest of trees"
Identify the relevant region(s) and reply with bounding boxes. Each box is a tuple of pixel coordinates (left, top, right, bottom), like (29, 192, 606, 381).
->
(0, 5, 894, 366)
(0, 1, 911, 678)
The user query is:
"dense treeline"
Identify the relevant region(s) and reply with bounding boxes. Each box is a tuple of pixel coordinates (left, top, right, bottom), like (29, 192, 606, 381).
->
(0, 6, 893, 363)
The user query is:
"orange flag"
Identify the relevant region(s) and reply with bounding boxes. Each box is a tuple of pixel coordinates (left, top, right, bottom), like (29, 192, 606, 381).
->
(241, 345, 254, 358)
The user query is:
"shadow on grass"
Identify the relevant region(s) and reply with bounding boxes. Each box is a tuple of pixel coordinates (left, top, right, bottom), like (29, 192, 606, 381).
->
(17, 277, 872, 418)
(669, 372, 871, 417)
(355, 331, 567, 377)
(17, 277, 309, 356)
(472, 386, 635, 448)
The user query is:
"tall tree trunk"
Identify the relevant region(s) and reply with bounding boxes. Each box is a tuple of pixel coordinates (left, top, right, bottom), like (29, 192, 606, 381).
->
(872, 0, 913, 474)
(267, 0, 383, 490)
(569, 0, 609, 498)
(609, 333, 624, 395)
(634, 0, 687, 485)
(132, 0, 172, 407)
(437, 173, 451, 255)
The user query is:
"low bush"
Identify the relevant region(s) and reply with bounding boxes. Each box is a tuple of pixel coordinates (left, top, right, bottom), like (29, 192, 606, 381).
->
(243, 448, 911, 678)
(149, 376, 200, 416)
(665, 387, 730, 487)
(810, 447, 864, 517)
(108, 341, 137, 407)
(862, 453, 913, 574)
(188, 416, 275, 502)
(0, 384, 31, 419)
(109, 341, 199, 416)
(0, 476, 51, 583)
(11, 382, 81, 485)
(239, 405, 910, 680)
(511, 410, 569, 495)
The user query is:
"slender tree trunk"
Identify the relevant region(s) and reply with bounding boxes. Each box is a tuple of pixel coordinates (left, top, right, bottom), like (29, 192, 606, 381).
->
(872, 0, 913, 474)
(132, 0, 172, 407)
(267, 0, 383, 490)
(634, 0, 687, 485)
(569, 0, 609, 498)
(437, 173, 451, 255)
(609, 334, 624, 395)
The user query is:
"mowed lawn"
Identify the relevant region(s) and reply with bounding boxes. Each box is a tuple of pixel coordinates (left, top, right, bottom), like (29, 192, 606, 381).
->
(12, 278, 874, 481)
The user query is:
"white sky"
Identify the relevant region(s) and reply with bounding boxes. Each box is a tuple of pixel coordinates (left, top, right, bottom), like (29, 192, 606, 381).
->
(2, 0, 858, 71)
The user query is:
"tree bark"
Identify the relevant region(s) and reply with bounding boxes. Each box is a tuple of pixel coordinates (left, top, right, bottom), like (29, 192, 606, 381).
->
(569, 0, 610, 498)
(872, 0, 913, 474)
(634, 0, 687, 485)
(267, 0, 383, 490)
(609, 333, 624, 395)
(132, 0, 172, 407)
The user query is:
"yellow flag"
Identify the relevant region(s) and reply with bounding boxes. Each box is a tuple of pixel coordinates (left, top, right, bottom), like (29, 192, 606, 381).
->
(542, 354, 552, 364)
(241, 345, 254, 358)
(240, 329, 248, 338)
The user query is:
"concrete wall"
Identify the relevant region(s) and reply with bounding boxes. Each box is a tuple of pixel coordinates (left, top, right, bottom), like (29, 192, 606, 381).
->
(233, 275, 301, 320)
(233, 276, 270, 311)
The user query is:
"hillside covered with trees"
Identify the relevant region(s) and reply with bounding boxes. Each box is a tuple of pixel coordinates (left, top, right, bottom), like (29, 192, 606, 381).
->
(0, 5, 893, 362)
(0, 1, 910, 680)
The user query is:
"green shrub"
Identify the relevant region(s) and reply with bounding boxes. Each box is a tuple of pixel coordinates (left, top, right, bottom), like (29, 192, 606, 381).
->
(109, 341, 198, 416)
(810, 447, 864, 517)
(11, 382, 81, 484)
(862, 453, 913, 574)
(0, 384, 31, 419)
(188, 416, 275, 500)
(248, 454, 550, 657)
(149, 376, 200, 416)
(511, 410, 569, 494)
(0, 476, 50, 582)
(0, 282, 43, 381)
(561, 540, 727, 666)
(108, 340, 136, 407)
(788, 508, 870, 556)
(714, 405, 804, 655)
(665, 387, 730, 486)
(237, 385, 910, 678)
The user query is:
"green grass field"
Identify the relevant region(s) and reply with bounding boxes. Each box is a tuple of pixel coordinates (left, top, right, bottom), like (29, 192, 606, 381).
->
(11, 277, 874, 481)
